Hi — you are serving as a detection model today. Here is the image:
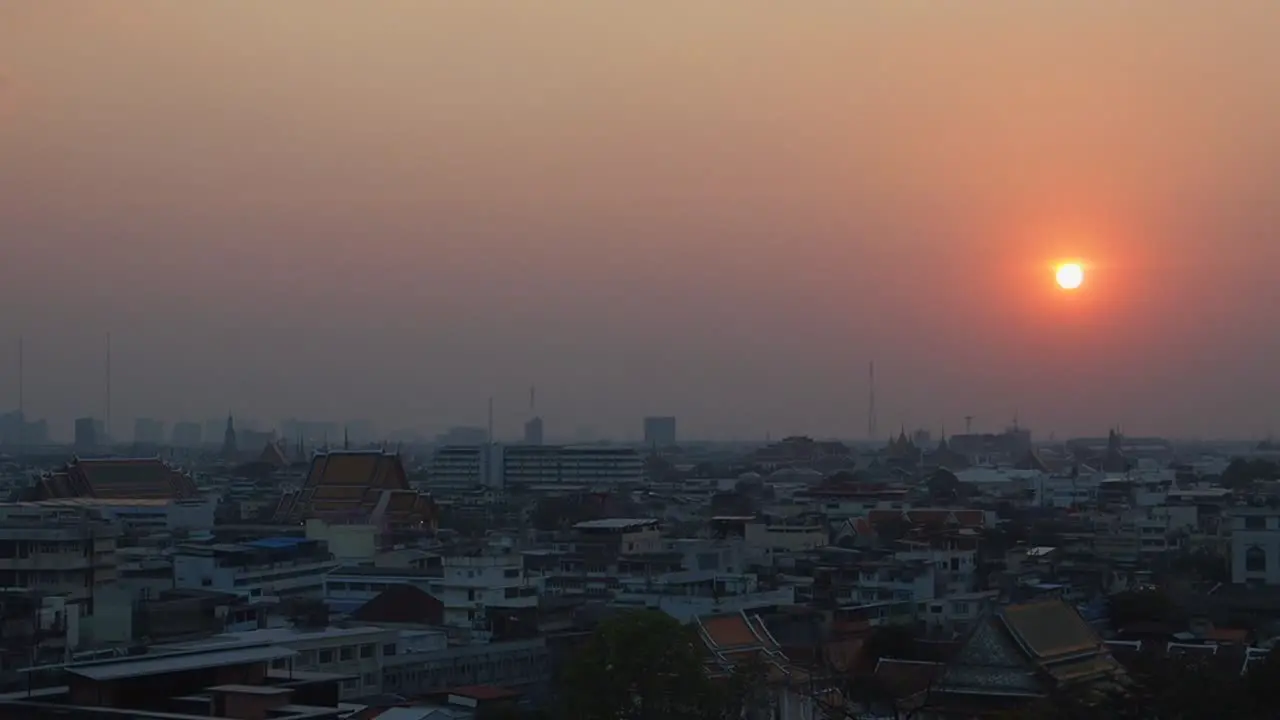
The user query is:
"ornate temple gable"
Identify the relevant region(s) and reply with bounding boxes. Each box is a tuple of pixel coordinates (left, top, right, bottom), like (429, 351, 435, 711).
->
(939, 617, 1045, 696)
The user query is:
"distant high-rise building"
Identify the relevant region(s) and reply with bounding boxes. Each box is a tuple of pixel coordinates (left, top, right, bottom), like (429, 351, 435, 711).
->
(133, 417, 166, 445)
(0, 411, 47, 446)
(222, 415, 237, 457)
(523, 416, 544, 445)
(643, 416, 677, 447)
(172, 421, 203, 447)
(437, 426, 488, 445)
(428, 443, 644, 489)
(74, 417, 98, 449)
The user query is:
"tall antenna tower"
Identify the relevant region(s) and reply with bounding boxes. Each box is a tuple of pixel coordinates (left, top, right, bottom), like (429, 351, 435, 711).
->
(17, 336, 23, 419)
(867, 361, 877, 440)
(487, 396, 494, 443)
(105, 332, 112, 444)
(964, 415, 974, 434)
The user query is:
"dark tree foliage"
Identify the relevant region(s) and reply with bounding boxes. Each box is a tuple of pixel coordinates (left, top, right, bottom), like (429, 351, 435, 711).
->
(1220, 458, 1280, 489)
(926, 469, 971, 503)
(555, 610, 754, 720)
(1106, 589, 1178, 630)
(861, 624, 919, 666)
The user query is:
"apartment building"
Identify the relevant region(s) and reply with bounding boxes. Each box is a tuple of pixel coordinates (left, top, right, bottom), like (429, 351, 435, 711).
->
(1230, 506, 1280, 586)
(428, 444, 645, 489)
(173, 537, 338, 599)
(163, 626, 399, 700)
(435, 554, 541, 629)
(0, 504, 119, 610)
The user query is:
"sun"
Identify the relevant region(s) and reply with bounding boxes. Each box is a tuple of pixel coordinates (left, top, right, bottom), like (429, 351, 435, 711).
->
(1056, 263, 1084, 290)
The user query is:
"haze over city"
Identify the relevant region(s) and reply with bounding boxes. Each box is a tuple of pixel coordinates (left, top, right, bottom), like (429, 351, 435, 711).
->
(3, 1, 1280, 440)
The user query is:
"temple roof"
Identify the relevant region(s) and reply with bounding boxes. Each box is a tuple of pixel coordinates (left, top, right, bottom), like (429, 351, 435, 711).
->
(36, 457, 199, 501)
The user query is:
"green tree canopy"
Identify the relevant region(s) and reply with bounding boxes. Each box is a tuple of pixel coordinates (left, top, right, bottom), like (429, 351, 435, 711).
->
(556, 610, 744, 720)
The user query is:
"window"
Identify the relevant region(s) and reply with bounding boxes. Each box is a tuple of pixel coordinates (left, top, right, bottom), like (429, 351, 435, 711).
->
(1246, 546, 1266, 573)
(504, 568, 520, 578)
(360, 644, 374, 659)
(383, 643, 397, 656)
(318, 649, 334, 664)
(953, 601, 970, 614)
(505, 587, 519, 599)
(340, 647, 354, 661)
(363, 673, 377, 687)
(1246, 516, 1267, 531)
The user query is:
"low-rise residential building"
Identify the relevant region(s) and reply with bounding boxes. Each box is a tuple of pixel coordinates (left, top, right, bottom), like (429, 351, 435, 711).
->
(173, 537, 338, 600)
(0, 504, 119, 610)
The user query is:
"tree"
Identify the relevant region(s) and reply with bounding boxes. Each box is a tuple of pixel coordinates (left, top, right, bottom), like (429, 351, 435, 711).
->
(926, 469, 966, 502)
(1106, 588, 1178, 631)
(556, 610, 736, 720)
(1220, 457, 1280, 489)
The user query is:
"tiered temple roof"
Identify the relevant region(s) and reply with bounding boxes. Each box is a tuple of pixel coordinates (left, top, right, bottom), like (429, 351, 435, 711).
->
(696, 611, 809, 686)
(33, 457, 199, 501)
(272, 450, 435, 528)
(933, 598, 1120, 712)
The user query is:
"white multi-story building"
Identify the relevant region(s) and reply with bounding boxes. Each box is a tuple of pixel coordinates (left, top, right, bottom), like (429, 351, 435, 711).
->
(0, 504, 119, 608)
(16, 497, 217, 534)
(158, 626, 399, 700)
(427, 444, 644, 489)
(1230, 506, 1280, 586)
(173, 537, 338, 599)
(435, 554, 541, 629)
(612, 570, 794, 622)
(742, 521, 828, 564)
(324, 565, 437, 613)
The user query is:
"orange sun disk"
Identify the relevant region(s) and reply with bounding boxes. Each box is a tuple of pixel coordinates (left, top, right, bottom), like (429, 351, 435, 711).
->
(1056, 263, 1084, 290)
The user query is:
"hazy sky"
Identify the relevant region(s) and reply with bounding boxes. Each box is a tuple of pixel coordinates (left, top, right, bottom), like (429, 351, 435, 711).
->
(3, 2, 1280, 442)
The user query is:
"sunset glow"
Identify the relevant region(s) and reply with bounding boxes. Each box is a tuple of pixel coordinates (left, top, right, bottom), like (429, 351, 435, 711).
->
(1056, 263, 1085, 290)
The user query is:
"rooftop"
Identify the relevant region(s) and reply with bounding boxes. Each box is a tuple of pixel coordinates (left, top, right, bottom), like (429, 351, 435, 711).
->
(63, 644, 296, 681)
(572, 518, 658, 531)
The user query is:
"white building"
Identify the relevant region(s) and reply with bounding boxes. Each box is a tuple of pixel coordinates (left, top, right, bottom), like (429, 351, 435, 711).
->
(742, 521, 828, 564)
(612, 570, 794, 622)
(0, 504, 119, 608)
(158, 626, 398, 700)
(1230, 506, 1280, 586)
(427, 444, 644, 489)
(435, 554, 541, 630)
(173, 537, 338, 600)
(325, 565, 437, 614)
(15, 497, 217, 534)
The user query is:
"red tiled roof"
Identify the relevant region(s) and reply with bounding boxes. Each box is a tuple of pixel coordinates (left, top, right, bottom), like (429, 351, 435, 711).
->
(701, 614, 762, 649)
(272, 450, 421, 525)
(38, 458, 199, 501)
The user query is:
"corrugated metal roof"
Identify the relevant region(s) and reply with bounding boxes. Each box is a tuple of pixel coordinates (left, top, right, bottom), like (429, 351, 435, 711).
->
(244, 536, 309, 550)
(65, 645, 296, 681)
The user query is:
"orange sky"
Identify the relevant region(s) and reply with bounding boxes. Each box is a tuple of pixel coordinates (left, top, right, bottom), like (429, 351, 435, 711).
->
(2, 1, 1279, 440)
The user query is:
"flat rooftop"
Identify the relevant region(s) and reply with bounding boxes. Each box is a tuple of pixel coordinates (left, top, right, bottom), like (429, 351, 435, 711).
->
(573, 518, 658, 531)
(64, 645, 297, 682)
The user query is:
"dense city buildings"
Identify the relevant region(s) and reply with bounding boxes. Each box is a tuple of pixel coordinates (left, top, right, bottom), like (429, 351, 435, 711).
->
(0, 420, 1278, 718)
